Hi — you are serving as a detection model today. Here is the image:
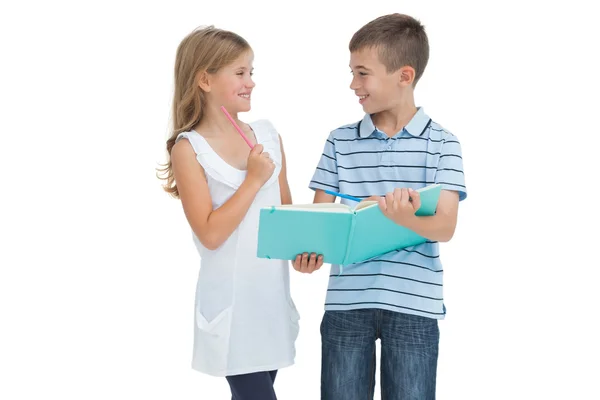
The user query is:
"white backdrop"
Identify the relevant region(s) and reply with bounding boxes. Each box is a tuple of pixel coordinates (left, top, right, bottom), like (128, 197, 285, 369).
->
(1, 0, 599, 399)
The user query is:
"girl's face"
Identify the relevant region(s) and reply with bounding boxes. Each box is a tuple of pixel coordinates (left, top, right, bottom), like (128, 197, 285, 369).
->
(207, 50, 255, 113)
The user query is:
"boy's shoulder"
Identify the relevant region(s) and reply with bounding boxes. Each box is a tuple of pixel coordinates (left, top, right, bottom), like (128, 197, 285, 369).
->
(325, 112, 461, 143)
(327, 120, 362, 140)
(428, 120, 459, 142)
(336, 121, 361, 130)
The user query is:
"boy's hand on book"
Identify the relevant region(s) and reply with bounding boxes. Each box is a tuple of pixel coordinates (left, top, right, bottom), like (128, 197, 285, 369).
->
(378, 188, 421, 226)
(292, 252, 323, 274)
(246, 144, 275, 186)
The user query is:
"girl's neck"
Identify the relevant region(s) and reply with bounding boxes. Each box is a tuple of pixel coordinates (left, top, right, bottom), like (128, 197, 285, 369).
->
(195, 104, 247, 139)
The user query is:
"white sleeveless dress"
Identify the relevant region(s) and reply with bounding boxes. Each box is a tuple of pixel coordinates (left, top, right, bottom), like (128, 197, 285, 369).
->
(175, 119, 300, 377)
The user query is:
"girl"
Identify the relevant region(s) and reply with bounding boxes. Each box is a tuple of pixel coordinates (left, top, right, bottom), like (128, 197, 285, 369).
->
(158, 26, 299, 400)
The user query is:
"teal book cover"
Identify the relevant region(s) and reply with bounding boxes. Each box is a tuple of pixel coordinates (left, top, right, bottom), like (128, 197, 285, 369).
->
(256, 184, 442, 265)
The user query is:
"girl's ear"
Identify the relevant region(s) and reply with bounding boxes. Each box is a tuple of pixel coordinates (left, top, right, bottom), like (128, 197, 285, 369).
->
(197, 71, 211, 92)
(398, 66, 415, 87)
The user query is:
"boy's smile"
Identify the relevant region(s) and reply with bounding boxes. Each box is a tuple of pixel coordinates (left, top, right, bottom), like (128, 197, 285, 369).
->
(349, 47, 407, 114)
(350, 47, 397, 113)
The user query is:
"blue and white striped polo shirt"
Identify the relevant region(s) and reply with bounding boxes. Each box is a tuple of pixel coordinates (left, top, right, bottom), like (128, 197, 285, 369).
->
(309, 107, 467, 319)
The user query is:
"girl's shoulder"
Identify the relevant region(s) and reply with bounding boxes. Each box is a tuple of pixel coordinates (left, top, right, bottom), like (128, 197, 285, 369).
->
(174, 130, 211, 156)
(248, 119, 280, 143)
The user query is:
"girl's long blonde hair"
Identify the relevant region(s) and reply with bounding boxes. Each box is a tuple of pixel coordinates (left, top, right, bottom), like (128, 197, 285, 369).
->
(157, 26, 251, 198)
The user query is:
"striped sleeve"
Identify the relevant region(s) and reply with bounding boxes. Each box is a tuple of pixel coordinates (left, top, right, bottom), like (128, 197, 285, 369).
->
(435, 135, 467, 200)
(309, 133, 339, 192)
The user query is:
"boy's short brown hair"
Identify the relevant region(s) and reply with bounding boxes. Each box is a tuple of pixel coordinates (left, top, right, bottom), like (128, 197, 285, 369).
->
(349, 13, 429, 85)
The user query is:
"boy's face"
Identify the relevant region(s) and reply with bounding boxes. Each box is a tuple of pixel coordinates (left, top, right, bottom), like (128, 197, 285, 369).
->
(349, 47, 404, 114)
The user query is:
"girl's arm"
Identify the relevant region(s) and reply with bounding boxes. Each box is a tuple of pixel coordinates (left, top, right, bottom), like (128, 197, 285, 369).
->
(278, 135, 292, 205)
(171, 139, 273, 250)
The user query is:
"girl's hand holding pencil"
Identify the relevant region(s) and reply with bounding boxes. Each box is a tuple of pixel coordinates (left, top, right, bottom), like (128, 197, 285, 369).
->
(246, 144, 275, 187)
(220, 105, 274, 187)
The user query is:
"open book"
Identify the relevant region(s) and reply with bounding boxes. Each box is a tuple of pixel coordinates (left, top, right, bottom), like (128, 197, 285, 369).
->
(257, 184, 442, 265)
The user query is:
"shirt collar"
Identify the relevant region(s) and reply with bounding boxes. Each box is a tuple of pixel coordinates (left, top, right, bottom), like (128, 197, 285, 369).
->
(359, 107, 431, 138)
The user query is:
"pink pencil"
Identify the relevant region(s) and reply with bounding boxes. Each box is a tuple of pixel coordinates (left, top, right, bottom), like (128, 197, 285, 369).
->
(220, 106, 254, 148)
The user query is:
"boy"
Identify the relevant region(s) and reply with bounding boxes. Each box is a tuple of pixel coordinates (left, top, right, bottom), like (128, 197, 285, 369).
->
(293, 13, 467, 399)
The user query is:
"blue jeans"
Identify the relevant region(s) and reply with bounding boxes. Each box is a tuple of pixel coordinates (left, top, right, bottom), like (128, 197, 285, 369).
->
(321, 309, 439, 400)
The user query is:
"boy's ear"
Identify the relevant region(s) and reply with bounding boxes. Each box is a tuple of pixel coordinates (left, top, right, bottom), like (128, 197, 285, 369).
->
(197, 71, 211, 92)
(398, 66, 416, 87)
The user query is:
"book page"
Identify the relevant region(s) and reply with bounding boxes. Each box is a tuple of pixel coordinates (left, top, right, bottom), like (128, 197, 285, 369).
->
(353, 184, 441, 213)
(354, 201, 378, 212)
(266, 203, 353, 213)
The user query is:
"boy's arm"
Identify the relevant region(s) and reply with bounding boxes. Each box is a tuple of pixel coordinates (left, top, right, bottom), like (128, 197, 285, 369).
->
(308, 133, 340, 201)
(406, 190, 459, 242)
(378, 188, 459, 242)
(313, 189, 335, 204)
(379, 133, 466, 242)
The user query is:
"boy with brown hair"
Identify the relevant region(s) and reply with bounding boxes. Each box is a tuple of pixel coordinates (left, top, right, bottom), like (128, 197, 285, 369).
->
(294, 13, 467, 399)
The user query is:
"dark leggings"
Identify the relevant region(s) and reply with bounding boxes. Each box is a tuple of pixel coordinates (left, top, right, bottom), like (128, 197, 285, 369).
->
(226, 370, 278, 400)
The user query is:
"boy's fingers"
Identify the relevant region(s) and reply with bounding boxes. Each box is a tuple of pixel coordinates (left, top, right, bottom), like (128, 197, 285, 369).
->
(316, 255, 324, 270)
(385, 192, 394, 210)
(297, 254, 305, 271)
(378, 197, 387, 212)
(301, 252, 309, 272)
(394, 187, 402, 199)
(293, 254, 302, 271)
(392, 188, 403, 209)
(307, 253, 317, 273)
(401, 188, 410, 205)
(410, 190, 421, 210)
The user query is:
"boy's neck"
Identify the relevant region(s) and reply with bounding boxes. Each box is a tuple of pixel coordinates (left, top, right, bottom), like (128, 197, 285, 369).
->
(371, 96, 418, 138)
